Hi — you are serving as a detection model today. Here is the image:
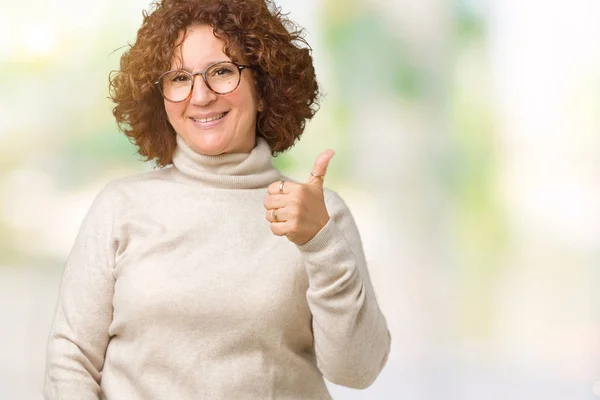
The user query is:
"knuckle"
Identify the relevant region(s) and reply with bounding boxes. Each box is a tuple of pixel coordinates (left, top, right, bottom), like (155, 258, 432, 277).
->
(292, 206, 302, 218)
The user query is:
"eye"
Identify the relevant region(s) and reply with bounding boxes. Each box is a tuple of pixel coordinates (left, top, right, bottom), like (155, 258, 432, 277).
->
(215, 68, 233, 76)
(209, 65, 236, 78)
(171, 72, 191, 82)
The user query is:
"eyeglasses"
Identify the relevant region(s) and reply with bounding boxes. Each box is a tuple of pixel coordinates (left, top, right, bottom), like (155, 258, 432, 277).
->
(155, 61, 251, 102)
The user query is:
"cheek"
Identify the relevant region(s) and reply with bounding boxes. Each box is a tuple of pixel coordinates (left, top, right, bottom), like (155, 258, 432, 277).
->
(228, 80, 259, 112)
(232, 93, 258, 115)
(164, 101, 185, 123)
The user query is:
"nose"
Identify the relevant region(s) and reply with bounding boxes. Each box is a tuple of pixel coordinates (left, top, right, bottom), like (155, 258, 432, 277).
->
(189, 74, 217, 106)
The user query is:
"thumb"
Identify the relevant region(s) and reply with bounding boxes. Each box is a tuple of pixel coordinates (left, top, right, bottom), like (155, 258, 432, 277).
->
(307, 149, 335, 187)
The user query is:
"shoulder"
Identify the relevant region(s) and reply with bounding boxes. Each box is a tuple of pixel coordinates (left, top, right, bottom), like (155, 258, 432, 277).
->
(323, 187, 340, 202)
(87, 167, 171, 211)
(323, 187, 349, 211)
(321, 186, 365, 247)
(99, 166, 175, 200)
(107, 167, 172, 190)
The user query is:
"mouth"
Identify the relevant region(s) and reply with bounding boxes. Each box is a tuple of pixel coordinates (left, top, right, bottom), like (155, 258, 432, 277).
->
(190, 112, 228, 123)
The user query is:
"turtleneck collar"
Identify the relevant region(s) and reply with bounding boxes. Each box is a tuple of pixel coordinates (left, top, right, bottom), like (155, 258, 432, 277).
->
(169, 135, 282, 189)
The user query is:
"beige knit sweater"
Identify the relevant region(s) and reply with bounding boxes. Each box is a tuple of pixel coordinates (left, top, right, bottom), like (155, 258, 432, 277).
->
(44, 136, 391, 400)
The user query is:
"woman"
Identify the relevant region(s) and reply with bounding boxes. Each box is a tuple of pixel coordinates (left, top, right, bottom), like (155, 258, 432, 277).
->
(44, 0, 391, 399)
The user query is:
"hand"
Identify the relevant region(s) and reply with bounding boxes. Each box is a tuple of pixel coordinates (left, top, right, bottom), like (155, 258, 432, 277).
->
(264, 149, 336, 245)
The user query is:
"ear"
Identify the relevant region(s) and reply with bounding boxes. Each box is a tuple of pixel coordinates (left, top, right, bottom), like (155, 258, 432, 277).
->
(257, 99, 264, 112)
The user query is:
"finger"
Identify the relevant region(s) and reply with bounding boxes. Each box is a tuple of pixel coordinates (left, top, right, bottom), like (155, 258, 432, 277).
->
(263, 194, 288, 210)
(267, 179, 301, 195)
(307, 149, 335, 187)
(265, 207, 288, 223)
(269, 220, 291, 237)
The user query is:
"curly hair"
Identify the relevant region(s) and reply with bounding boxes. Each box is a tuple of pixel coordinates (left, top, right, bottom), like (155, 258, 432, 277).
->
(109, 0, 319, 167)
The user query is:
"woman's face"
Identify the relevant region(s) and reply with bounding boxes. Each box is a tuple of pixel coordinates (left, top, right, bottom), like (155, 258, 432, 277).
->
(164, 24, 260, 155)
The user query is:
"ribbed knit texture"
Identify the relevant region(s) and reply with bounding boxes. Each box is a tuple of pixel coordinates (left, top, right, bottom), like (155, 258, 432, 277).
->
(44, 137, 391, 400)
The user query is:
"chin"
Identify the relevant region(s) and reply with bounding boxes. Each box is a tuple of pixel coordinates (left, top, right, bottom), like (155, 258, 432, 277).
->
(179, 126, 255, 155)
(180, 131, 227, 155)
(191, 141, 229, 156)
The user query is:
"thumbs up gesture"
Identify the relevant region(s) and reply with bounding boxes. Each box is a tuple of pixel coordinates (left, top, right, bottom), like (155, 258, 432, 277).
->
(264, 149, 336, 245)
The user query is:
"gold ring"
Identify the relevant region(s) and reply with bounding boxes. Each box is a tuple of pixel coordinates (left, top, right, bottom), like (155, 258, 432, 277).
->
(310, 172, 324, 179)
(279, 180, 285, 194)
(272, 208, 279, 223)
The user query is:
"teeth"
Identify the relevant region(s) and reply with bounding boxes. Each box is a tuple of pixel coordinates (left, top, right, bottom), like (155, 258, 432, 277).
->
(192, 112, 226, 123)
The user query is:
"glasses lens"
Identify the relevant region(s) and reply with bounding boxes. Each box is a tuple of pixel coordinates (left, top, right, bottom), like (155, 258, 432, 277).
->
(206, 63, 240, 94)
(160, 71, 192, 102)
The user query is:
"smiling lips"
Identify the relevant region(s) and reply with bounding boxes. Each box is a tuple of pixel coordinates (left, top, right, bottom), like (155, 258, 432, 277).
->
(190, 112, 228, 123)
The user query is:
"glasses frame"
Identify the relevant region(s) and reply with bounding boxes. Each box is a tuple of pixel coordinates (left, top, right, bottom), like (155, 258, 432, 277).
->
(155, 61, 251, 103)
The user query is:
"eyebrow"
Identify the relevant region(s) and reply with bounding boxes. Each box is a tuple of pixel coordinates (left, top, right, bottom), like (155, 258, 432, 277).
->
(177, 59, 234, 72)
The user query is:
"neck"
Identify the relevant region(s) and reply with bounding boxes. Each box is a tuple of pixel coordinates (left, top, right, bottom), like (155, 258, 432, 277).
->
(170, 135, 281, 189)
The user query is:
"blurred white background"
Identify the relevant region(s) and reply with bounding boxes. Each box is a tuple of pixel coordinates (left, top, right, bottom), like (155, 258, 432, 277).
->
(1, 0, 599, 399)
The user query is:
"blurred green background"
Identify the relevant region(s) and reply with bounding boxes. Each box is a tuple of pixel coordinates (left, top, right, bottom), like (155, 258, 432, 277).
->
(1, 0, 599, 399)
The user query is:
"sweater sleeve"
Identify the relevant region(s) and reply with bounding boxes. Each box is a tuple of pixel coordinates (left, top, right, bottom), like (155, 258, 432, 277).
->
(297, 190, 391, 389)
(44, 184, 121, 400)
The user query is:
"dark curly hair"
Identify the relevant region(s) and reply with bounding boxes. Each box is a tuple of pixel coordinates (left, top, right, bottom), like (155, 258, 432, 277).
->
(109, 0, 319, 167)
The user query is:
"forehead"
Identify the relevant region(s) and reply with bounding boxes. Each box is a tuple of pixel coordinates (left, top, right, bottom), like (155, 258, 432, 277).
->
(171, 24, 229, 69)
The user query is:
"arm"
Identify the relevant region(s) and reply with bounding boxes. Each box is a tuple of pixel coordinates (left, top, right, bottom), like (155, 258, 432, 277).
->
(298, 191, 391, 389)
(44, 184, 120, 400)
